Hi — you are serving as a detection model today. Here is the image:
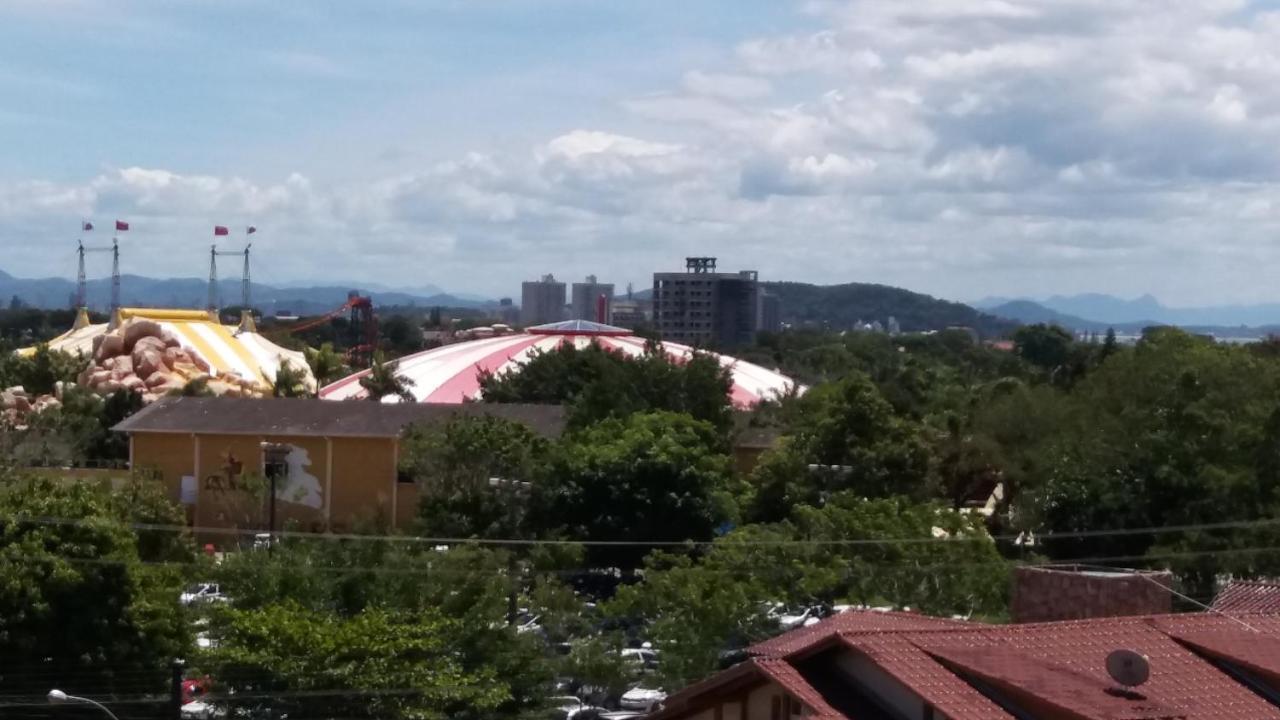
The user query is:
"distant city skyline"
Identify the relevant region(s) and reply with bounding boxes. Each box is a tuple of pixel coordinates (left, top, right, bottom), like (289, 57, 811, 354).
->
(4, 2, 1280, 306)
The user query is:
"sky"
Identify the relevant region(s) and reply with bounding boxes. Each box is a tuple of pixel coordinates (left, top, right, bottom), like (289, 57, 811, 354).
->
(3, 0, 1280, 306)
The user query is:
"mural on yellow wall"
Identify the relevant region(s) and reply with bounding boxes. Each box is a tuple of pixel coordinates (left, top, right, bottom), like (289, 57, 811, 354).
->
(277, 445, 323, 509)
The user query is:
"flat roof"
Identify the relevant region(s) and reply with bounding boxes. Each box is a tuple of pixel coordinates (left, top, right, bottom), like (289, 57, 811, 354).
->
(112, 396, 567, 439)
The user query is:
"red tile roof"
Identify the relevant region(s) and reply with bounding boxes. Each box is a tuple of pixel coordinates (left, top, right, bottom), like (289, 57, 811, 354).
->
(870, 616, 1280, 720)
(921, 642, 1183, 720)
(754, 659, 845, 720)
(748, 609, 969, 659)
(1211, 580, 1280, 614)
(648, 657, 842, 720)
(668, 611, 1280, 720)
(842, 633, 1014, 720)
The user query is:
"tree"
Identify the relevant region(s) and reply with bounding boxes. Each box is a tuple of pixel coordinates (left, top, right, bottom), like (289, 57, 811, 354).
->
(1017, 328, 1280, 598)
(0, 475, 189, 698)
(479, 342, 735, 434)
(203, 604, 509, 720)
(609, 494, 1009, 687)
(208, 539, 555, 719)
(174, 376, 214, 397)
(6, 343, 88, 395)
(271, 359, 309, 398)
(533, 411, 741, 570)
(360, 353, 416, 402)
(1101, 327, 1119, 361)
(10, 386, 143, 465)
(304, 342, 349, 388)
(748, 371, 933, 522)
(380, 314, 424, 355)
(401, 415, 549, 539)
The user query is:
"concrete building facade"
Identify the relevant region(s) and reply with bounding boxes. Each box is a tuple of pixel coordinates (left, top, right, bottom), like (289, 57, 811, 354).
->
(653, 257, 761, 347)
(570, 275, 614, 323)
(520, 274, 566, 326)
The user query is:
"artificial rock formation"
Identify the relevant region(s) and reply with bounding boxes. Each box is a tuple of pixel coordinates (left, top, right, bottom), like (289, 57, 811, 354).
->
(78, 318, 269, 404)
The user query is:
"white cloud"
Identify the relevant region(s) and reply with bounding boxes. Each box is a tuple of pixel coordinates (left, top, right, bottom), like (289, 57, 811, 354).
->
(8, 0, 1280, 305)
(682, 71, 772, 100)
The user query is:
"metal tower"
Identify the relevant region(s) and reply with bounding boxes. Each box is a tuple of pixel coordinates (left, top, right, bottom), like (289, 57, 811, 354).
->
(111, 239, 120, 313)
(76, 236, 121, 312)
(208, 244, 252, 313)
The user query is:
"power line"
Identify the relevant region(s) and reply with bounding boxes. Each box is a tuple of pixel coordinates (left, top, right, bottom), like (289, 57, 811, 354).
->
(9, 513, 1280, 548)
(8, 541, 1280, 578)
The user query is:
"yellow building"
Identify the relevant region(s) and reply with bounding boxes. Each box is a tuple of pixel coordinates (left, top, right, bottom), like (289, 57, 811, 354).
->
(114, 396, 566, 542)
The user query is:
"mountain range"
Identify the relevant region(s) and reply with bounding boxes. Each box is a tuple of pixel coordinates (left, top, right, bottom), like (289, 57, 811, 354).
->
(0, 269, 489, 315)
(976, 293, 1280, 335)
(765, 281, 1016, 338)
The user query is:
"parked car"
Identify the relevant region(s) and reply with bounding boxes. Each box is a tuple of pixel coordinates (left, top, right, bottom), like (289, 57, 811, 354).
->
(180, 583, 228, 606)
(549, 695, 601, 720)
(777, 606, 822, 631)
(619, 647, 659, 670)
(180, 700, 225, 719)
(619, 686, 666, 712)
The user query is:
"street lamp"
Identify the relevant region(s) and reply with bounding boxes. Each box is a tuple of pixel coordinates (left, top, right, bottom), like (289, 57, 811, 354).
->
(47, 689, 122, 720)
(261, 442, 290, 551)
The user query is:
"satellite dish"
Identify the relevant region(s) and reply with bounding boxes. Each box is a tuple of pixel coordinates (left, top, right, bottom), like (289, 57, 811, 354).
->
(1106, 649, 1150, 688)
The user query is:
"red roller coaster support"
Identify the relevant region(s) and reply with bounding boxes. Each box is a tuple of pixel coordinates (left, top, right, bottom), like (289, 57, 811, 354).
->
(347, 292, 377, 368)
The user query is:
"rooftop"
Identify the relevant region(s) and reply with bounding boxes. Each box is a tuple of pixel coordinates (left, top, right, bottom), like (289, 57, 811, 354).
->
(1212, 580, 1280, 614)
(662, 609, 1280, 720)
(112, 396, 567, 439)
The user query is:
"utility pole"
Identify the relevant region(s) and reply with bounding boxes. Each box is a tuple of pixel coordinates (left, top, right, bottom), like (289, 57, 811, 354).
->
(111, 239, 120, 313)
(489, 477, 531, 625)
(261, 442, 288, 554)
(208, 245, 218, 313)
(169, 658, 186, 720)
(77, 240, 87, 309)
(242, 244, 252, 309)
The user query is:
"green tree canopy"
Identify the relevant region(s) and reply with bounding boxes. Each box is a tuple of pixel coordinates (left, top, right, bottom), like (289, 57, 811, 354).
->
(360, 353, 416, 402)
(479, 341, 734, 433)
(304, 342, 350, 388)
(0, 475, 189, 698)
(400, 415, 549, 539)
(533, 411, 741, 570)
(749, 371, 933, 521)
(204, 603, 508, 720)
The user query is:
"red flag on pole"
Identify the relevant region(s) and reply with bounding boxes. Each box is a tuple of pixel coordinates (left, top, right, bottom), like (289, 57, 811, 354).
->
(115, 220, 129, 231)
(246, 226, 257, 235)
(214, 226, 229, 236)
(82, 221, 94, 231)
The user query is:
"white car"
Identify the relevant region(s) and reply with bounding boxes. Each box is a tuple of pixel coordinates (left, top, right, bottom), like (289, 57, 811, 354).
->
(619, 647, 659, 669)
(619, 686, 666, 712)
(180, 583, 228, 606)
(549, 695, 599, 720)
(180, 701, 225, 719)
(777, 607, 820, 630)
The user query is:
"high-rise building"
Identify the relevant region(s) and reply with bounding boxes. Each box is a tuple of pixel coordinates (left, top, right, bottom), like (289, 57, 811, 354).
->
(497, 297, 520, 325)
(520, 274, 566, 326)
(570, 275, 615, 323)
(653, 257, 761, 347)
(760, 292, 782, 333)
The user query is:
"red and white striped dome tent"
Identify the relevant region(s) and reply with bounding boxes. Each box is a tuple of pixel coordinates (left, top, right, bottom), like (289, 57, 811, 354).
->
(319, 320, 801, 408)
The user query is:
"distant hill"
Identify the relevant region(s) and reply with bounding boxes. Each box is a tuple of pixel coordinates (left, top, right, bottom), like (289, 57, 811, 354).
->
(764, 281, 1016, 338)
(982, 300, 1111, 331)
(0, 269, 489, 315)
(975, 293, 1280, 327)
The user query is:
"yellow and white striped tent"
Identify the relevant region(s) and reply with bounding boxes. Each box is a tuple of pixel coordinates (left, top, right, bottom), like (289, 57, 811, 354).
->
(24, 307, 314, 392)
